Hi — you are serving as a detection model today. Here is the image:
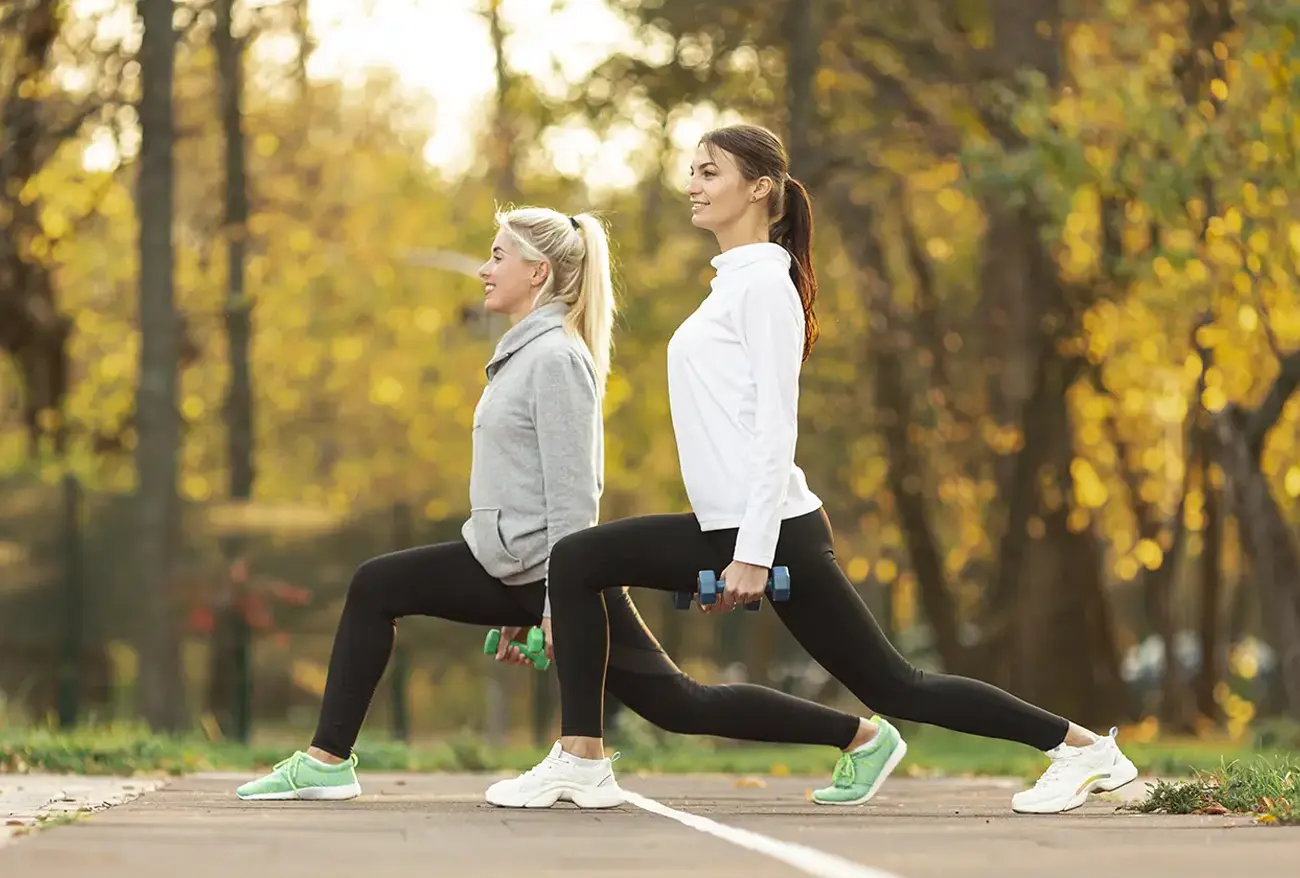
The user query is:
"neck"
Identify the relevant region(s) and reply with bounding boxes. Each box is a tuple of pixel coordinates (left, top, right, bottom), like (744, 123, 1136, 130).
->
(509, 293, 542, 325)
(713, 216, 770, 254)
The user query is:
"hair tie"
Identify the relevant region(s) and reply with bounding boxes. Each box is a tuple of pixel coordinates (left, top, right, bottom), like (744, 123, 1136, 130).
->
(569, 215, 580, 230)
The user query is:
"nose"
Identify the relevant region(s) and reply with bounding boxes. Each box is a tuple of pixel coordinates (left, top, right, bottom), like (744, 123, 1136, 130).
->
(477, 261, 491, 280)
(686, 175, 702, 196)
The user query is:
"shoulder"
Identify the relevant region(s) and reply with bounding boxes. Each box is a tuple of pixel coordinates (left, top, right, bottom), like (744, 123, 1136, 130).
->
(531, 330, 598, 391)
(734, 263, 802, 322)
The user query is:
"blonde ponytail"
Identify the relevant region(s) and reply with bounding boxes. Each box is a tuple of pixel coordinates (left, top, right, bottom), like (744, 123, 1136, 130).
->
(494, 206, 618, 395)
(568, 213, 615, 395)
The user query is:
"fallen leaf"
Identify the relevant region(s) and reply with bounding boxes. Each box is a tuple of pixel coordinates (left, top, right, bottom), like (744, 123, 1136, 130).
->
(769, 764, 790, 777)
(1200, 803, 1230, 815)
(1256, 814, 1278, 825)
(734, 777, 767, 789)
(5, 820, 24, 826)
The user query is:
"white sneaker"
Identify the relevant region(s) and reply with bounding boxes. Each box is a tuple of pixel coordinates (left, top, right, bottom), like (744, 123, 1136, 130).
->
(484, 742, 625, 809)
(1011, 727, 1139, 814)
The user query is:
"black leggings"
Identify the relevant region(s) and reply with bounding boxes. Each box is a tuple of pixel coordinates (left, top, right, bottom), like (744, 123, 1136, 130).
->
(311, 538, 861, 758)
(548, 508, 1070, 750)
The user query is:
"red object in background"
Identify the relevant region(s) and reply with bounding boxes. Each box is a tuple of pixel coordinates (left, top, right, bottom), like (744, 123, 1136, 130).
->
(187, 605, 216, 634)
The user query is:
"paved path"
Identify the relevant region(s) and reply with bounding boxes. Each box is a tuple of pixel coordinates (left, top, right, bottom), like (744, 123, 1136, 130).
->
(0, 771, 1293, 877)
(1, 774, 163, 847)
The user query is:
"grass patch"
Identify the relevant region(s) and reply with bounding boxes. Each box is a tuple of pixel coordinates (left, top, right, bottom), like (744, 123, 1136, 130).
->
(1, 719, 1292, 781)
(1129, 756, 1300, 824)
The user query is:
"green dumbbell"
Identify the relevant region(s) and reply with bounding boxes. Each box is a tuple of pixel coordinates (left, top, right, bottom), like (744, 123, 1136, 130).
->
(483, 627, 550, 670)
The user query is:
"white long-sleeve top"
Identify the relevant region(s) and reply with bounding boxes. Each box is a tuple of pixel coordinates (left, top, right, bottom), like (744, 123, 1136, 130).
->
(666, 242, 823, 568)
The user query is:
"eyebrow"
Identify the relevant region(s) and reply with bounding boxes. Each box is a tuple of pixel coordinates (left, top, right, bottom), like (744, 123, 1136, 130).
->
(691, 161, 719, 173)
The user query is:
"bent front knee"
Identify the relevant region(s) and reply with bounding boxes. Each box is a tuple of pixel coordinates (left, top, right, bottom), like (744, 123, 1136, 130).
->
(345, 557, 391, 611)
(547, 529, 602, 597)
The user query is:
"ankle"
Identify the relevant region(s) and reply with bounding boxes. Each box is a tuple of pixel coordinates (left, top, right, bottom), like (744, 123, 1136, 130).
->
(844, 717, 879, 752)
(559, 736, 605, 760)
(1060, 723, 1100, 749)
(306, 746, 348, 765)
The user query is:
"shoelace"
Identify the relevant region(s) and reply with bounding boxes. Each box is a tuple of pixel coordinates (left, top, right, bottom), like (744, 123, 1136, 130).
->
(831, 752, 856, 788)
(517, 757, 566, 782)
(514, 751, 621, 784)
(1032, 750, 1083, 788)
(270, 753, 306, 792)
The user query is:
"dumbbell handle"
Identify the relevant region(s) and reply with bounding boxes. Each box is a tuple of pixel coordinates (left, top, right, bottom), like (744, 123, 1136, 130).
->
(716, 572, 779, 586)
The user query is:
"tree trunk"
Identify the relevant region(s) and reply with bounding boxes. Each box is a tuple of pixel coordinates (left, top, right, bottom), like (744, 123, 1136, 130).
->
(0, 0, 71, 452)
(1212, 352, 1300, 721)
(134, 0, 187, 733)
(966, 0, 1125, 723)
(782, 0, 818, 176)
(485, 0, 517, 201)
(1193, 444, 1224, 723)
(205, 0, 256, 742)
(290, 0, 314, 96)
(1008, 362, 1127, 726)
(1149, 487, 1192, 730)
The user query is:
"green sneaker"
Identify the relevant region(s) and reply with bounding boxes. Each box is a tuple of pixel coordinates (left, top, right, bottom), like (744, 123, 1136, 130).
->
(235, 751, 362, 801)
(812, 717, 907, 806)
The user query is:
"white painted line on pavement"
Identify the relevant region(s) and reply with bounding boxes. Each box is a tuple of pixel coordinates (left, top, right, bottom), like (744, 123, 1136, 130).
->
(622, 789, 904, 878)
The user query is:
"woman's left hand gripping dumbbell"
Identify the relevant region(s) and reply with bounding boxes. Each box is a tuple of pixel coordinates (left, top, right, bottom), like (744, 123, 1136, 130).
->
(494, 619, 555, 666)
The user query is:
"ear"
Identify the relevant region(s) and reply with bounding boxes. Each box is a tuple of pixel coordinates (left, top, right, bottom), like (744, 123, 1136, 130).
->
(750, 176, 774, 202)
(531, 260, 551, 286)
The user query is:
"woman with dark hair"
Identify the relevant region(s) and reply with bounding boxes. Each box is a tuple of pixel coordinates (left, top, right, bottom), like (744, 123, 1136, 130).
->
(485, 125, 1137, 816)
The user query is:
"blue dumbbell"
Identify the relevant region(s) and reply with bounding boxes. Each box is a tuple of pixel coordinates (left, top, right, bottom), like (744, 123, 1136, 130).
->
(673, 566, 791, 611)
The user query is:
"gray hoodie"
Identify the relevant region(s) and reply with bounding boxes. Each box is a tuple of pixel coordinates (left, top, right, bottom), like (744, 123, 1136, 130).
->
(461, 301, 603, 615)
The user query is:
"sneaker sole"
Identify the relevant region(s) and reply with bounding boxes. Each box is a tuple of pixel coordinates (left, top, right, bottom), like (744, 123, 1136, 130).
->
(1012, 758, 1139, 815)
(1095, 757, 1139, 792)
(1012, 792, 1089, 815)
(236, 782, 362, 802)
(812, 738, 908, 807)
(485, 783, 625, 809)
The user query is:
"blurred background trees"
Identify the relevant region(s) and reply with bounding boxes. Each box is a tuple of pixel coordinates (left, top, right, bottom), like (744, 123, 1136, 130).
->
(2, 0, 1299, 748)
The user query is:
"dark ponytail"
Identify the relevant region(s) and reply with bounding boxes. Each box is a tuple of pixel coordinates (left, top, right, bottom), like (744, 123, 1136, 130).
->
(771, 176, 818, 361)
